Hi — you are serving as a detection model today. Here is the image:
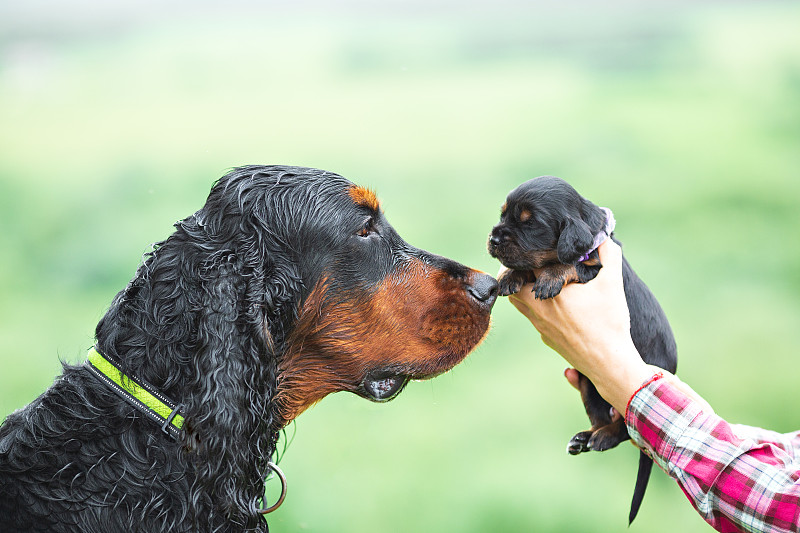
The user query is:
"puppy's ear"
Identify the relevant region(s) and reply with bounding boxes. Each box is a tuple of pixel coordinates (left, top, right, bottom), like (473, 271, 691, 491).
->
(557, 217, 595, 264)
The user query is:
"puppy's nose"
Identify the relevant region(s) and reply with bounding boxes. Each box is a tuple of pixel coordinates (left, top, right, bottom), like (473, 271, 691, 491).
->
(488, 227, 509, 247)
(467, 273, 498, 307)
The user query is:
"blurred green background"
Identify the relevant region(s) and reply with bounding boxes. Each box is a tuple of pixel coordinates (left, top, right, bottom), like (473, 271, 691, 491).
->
(1, 1, 799, 531)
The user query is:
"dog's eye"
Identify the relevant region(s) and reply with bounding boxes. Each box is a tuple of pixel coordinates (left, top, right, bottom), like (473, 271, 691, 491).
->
(357, 217, 377, 238)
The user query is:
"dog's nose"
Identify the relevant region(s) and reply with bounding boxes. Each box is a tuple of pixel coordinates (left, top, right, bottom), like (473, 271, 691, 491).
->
(467, 273, 498, 307)
(488, 227, 508, 248)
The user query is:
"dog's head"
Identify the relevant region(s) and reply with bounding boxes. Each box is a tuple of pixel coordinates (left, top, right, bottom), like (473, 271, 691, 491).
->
(93, 165, 496, 525)
(487, 176, 606, 269)
(179, 165, 497, 427)
(267, 168, 498, 424)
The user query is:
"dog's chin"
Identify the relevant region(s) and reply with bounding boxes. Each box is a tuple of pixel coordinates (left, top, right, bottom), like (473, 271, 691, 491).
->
(499, 258, 535, 271)
(358, 366, 452, 403)
(358, 342, 484, 403)
(493, 253, 536, 272)
(360, 371, 410, 402)
(495, 247, 557, 271)
(487, 242, 509, 262)
(489, 244, 529, 270)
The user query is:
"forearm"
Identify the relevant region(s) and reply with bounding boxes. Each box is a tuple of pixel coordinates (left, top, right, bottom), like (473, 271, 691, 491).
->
(729, 424, 800, 459)
(578, 341, 654, 416)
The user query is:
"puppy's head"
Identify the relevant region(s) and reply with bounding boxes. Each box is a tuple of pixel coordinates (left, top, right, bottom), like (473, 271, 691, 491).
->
(488, 176, 606, 269)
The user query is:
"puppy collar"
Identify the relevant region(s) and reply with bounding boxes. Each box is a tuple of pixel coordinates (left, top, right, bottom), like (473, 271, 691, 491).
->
(578, 207, 615, 262)
(85, 347, 185, 439)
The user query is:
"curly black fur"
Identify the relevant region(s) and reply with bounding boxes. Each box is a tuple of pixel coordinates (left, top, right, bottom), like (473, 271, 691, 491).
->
(0, 165, 497, 533)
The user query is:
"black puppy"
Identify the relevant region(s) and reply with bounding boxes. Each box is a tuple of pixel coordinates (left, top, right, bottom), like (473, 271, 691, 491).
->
(487, 176, 677, 524)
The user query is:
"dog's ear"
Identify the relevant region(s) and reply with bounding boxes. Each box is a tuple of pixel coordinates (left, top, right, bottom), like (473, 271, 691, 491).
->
(182, 254, 278, 527)
(183, 172, 309, 525)
(557, 216, 595, 264)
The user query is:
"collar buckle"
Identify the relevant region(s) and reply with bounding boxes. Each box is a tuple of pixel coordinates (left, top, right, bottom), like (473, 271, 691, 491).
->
(161, 403, 185, 436)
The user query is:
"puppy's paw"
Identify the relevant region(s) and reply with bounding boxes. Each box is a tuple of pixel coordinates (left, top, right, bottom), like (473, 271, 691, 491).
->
(567, 430, 593, 455)
(497, 276, 524, 297)
(575, 261, 601, 284)
(532, 277, 565, 300)
(497, 269, 533, 297)
(587, 424, 629, 452)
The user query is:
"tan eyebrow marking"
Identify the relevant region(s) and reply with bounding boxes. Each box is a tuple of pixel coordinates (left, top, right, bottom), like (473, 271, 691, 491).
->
(348, 185, 381, 211)
(519, 209, 531, 222)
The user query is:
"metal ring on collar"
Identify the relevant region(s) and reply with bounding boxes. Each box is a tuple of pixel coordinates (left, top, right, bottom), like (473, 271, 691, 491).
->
(257, 461, 287, 514)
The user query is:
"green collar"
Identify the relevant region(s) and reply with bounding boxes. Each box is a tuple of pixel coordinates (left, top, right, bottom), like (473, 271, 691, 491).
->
(85, 348, 184, 439)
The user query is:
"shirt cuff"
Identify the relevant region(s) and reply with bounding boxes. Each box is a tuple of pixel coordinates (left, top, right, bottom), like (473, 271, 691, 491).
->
(625, 377, 705, 473)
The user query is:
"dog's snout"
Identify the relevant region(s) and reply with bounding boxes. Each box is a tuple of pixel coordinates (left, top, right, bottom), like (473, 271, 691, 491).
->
(489, 226, 509, 248)
(467, 273, 498, 307)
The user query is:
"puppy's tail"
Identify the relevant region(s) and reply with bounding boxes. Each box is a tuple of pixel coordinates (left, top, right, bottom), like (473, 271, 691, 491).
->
(629, 450, 653, 525)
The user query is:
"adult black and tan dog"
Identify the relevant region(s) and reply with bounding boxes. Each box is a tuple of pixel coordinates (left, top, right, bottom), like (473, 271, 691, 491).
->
(487, 175, 676, 524)
(0, 165, 498, 533)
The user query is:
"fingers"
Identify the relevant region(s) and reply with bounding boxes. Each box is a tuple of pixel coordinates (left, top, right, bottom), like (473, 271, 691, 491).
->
(507, 292, 529, 314)
(508, 291, 540, 324)
(596, 239, 622, 274)
(563, 368, 580, 390)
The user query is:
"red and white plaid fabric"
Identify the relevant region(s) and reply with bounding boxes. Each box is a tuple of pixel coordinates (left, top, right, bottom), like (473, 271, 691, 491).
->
(625, 376, 800, 532)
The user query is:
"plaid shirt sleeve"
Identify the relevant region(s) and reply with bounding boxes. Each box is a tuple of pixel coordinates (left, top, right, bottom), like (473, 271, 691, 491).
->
(625, 376, 800, 533)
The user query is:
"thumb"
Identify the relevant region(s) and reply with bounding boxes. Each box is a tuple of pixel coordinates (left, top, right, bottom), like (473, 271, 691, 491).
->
(596, 239, 622, 273)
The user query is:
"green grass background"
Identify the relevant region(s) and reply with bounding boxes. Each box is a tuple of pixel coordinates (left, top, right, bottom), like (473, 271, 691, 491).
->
(1, 1, 799, 531)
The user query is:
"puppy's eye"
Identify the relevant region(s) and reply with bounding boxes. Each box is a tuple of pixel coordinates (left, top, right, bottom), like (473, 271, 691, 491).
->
(357, 217, 377, 238)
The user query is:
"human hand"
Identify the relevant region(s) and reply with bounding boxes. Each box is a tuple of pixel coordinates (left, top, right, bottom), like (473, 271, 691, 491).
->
(505, 240, 654, 414)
